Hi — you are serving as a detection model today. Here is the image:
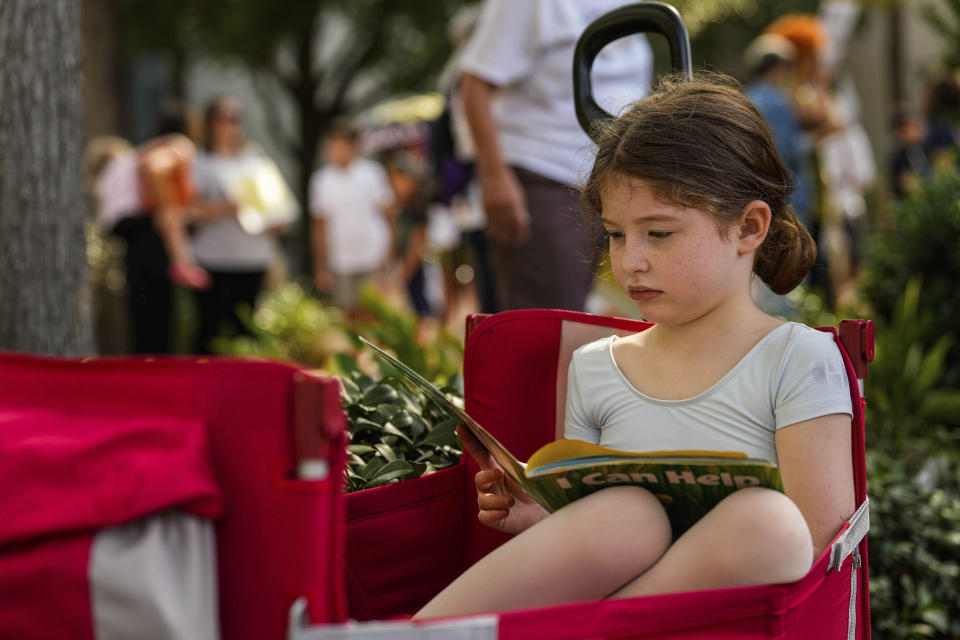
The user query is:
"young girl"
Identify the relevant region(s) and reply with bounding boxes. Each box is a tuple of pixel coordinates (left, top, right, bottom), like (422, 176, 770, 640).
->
(415, 75, 855, 618)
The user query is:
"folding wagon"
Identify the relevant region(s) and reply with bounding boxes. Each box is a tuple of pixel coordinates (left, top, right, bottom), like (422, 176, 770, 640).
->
(332, 309, 873, 640)
(0, 4, 871, 639)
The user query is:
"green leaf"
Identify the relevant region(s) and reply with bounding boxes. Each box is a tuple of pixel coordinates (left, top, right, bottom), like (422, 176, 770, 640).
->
(347, 444, 376, 456)
(382, 421, 414, 445)
(360, 456, 387, 481)
(366, 459, 415, 486)
(419, 417, 460, 448)
(374, 443, 397, 462)
(362, 384, 399, 406)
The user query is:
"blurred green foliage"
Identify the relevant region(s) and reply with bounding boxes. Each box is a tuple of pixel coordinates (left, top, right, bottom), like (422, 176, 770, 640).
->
(862, 169, 960, 385)
(868, 439, 960, 640)
(214, 282, 465, 490)
(793, 277, 960, 637)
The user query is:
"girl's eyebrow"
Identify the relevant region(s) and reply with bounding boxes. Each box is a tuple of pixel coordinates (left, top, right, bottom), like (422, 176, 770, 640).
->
(600, 213, 680, 225)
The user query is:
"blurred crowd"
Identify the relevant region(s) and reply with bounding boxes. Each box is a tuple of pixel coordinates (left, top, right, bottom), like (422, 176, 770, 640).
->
(85, 1, 960, 356)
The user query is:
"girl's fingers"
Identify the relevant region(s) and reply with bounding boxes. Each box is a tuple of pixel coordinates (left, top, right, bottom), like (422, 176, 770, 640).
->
(479, 492, 514, 512)
(457, 425, 494, 470)
(478, 509, 509, 526)
(475, 468, 502, 493)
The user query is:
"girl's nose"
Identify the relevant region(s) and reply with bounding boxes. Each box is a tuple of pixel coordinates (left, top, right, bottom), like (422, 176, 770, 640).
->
(622, 240, 650, 273)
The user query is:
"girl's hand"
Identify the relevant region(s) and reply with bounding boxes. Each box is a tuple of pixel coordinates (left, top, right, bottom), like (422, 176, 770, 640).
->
(457, 426, 548, 535)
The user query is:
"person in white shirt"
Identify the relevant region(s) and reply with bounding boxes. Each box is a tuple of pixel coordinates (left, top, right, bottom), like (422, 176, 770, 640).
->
(190, 95, 293, 354)
(309, 120, 395, 312)
(459, 0, 652, 311)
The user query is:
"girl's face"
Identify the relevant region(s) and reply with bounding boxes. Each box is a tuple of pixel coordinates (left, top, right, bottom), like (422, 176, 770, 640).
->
(600, 176, 751, 326)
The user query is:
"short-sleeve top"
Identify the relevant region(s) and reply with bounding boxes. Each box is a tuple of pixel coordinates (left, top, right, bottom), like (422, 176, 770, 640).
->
(308, 158, 394, 275)
(459, 0, 652, 186)
(191, 149, 281, 271)
(564, 323, 853, 463)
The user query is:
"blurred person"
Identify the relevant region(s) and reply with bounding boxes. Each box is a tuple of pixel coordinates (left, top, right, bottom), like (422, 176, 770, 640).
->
(745, 34, 811, 227)
(890, 110, 930, 198)
(191, 95, 295, 354)
(84, 106, 211, 354)
(459, 0, 652, 311)
(384, 150, 435, 318)
(433, 3, 500, 315)
(309, 119, 395, 315)
(923, 76, 960, 170)
(765, 13, 843, 302)
(817, 74, 876, 304)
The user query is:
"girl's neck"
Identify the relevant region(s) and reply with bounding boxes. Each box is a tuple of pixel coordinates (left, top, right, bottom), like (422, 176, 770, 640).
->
(645, 294, 776, 357)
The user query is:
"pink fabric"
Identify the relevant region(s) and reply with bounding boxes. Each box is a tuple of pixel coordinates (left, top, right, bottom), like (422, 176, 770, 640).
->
(345, 464, 467, 620)
(0, 535, 95, 640)
(0, 352, 346, 640)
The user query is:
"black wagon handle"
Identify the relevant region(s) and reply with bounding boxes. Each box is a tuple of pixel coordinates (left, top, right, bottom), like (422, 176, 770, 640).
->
(573, 2, 692, 142)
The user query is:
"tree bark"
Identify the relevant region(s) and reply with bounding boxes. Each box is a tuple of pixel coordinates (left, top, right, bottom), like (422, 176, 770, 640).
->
(0, 0, 95, 355)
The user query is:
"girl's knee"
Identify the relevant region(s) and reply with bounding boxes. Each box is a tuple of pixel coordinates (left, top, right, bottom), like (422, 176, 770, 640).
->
(569, 487, 672, 571)
(714, 488, 813, 582)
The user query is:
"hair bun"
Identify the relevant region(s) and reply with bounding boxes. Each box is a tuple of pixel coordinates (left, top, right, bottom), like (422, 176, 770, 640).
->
(755, 208, 816, 294)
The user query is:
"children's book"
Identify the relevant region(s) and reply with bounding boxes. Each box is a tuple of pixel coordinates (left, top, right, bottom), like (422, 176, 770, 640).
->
(360, 337, 783, 534)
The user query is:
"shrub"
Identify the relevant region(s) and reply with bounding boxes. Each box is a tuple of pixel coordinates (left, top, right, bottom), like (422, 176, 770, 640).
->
(214, 281, 467, 491)
(868, 438, 960, 639)
(337, 356, 463, 492)
(861, 169, 960, 383)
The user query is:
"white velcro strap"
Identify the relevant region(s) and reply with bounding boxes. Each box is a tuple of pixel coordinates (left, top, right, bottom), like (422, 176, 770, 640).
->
(288, 599, 498, 640)
(829, 497, 870, 572)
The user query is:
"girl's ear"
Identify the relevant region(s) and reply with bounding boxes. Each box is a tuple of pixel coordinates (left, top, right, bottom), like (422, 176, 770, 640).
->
(735, 201, 771, 255)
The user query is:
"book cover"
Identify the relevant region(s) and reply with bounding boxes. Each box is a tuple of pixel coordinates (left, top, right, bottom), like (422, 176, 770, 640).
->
(361, 337, 782, 534)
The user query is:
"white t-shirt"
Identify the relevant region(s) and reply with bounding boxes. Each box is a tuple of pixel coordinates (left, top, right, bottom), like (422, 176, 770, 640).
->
(191, 150, 284, 271)
(95, 150, 141, 231)
(459, 0, 653, 186)
(308, 158, 394, 275)
(564, 323, 853, 464)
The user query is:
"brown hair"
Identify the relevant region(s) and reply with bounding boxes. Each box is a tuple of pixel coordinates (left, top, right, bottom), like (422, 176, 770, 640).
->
(582, 73, 816, 295)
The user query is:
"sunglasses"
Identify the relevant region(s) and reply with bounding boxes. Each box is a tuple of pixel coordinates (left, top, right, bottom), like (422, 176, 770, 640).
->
(215, 112, 242, 124)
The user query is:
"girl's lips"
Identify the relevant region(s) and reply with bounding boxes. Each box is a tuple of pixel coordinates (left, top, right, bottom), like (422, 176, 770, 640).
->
(629, 287, 662, 301)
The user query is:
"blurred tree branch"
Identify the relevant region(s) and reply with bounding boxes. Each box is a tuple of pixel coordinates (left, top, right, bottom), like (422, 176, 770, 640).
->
(116, 0, 467, 274)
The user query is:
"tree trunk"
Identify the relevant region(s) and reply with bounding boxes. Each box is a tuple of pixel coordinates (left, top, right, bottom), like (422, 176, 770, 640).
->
(889, 4, 904, 108)
(0, 0, 94, 355)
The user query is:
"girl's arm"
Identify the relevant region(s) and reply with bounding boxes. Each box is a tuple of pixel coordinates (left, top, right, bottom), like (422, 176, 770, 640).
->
(775, 413, 855, 558)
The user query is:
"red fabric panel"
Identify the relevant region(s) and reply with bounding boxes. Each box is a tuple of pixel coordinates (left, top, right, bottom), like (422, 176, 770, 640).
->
(345, 464, 467, 620)
(0, 409, 221, 545)
(0, 353, 347, 640)
(497, 584, 786, 639)
(0, 535, 94, 640)
(194, 363, 347, 636)
(819, 327, 871, 639)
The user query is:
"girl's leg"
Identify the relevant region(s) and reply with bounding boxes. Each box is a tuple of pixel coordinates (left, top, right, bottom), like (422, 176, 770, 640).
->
(611, 488, 814, 599)
(414, 486, 671, 619)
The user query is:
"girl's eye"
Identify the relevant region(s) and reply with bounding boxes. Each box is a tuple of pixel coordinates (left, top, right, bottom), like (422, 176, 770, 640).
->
(605, 230, 624, 240)
(649, 231, 673, 239)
